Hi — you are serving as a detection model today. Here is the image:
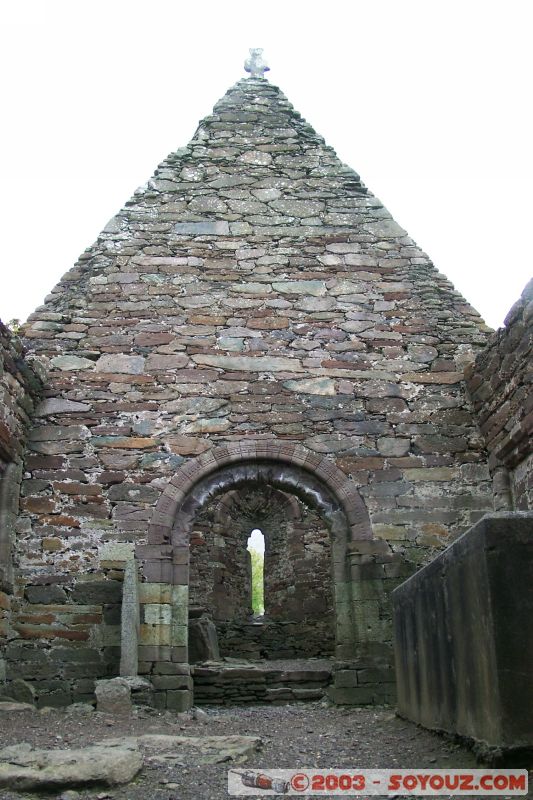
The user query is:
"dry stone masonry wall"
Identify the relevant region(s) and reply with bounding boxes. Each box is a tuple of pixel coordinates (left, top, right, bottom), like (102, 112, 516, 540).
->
(465, 278, 533, 510)
(0, 322, 44, 692)
(0, 73, 502, 708)
(189, 486, 335, 659)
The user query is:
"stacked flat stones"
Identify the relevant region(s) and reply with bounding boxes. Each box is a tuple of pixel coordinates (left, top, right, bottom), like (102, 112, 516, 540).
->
(3, 75, 495, 708)
(465, 278, 533, 509)
(0, 321, 43, 664)
(0, 322, 43, 474)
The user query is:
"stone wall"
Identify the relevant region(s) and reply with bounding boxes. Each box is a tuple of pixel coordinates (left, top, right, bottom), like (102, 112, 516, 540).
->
(192, 661, 332, 705)
(2, 76, 497, 707)
(0, 321, 44, 695)
(189, 487, 335, 658)
(0, 322, 45, 468)
(465, 279, 533, 510)
(392, 513, 533, 761)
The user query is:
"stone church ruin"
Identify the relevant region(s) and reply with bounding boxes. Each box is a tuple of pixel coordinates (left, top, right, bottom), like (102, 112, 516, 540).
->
(1, 50, 531, 760)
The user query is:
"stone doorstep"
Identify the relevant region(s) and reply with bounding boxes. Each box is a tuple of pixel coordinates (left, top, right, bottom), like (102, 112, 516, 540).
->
(191, 659, 333, 705)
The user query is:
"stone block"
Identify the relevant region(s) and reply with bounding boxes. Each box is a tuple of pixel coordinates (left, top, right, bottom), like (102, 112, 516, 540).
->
(36, 688, 72, 708)
(171, 625, 187, 647)
(139, 583, 172, 604)
(333, 670, 358, 688)
(393, 512, 533, 759)
(95, 354, 145, 374)
(25, 585, 67, 604)
(328, 686, 376, 705)
(144, 604, 172, 625)
(166, 689, 192, 711)
(95, 678, 132, 715)
(71, 581, 122, 605)
(150, 675, 192, 691)
(139, 624, 171, 646)
(153, 662, 191, 676)
(100, 542, 135, 570)
(120, 558, 139, 678)
(188, 617, 220, 663)
(174, 221, 229, 235)
(138, 645, 171, 662)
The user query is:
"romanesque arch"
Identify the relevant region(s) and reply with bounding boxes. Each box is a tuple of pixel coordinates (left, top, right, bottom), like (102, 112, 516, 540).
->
(136, 442, 379, 669)
(147, 441, 372, 546)
(189, 483, 336, 658)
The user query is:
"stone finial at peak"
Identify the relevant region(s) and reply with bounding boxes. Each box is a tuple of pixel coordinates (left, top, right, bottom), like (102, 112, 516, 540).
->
(244, 48, 270, 79)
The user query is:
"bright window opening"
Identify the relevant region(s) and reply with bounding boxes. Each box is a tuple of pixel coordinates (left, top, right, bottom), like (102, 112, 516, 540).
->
(247, 528, 264, 616)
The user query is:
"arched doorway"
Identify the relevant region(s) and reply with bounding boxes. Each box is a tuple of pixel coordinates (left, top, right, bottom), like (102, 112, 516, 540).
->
(137, 441, 392, 708)
(188, 484, 336, 659)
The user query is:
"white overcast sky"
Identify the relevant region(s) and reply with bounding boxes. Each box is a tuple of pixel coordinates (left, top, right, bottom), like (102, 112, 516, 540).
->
(1, 0, 531, 329)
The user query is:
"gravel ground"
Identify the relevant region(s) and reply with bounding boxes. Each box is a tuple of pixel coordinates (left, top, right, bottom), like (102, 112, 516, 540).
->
(0, 703, 530, 800)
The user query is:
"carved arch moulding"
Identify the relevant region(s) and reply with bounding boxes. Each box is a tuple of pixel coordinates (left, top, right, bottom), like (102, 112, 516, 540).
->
(146, 441, 373, 550)
(133, 442, 380, 662)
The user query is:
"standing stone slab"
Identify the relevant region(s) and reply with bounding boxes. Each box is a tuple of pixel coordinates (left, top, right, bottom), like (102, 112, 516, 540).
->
(120, 558, 140, 678)
(393, 513, 533, 761)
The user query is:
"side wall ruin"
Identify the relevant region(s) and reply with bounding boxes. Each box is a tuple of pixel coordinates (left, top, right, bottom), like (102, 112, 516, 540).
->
(465, 278, 533, 510)
(0, 321, 44, 690)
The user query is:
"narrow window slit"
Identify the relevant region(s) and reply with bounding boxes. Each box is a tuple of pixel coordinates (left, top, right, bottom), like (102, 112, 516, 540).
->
(247, 528, 264, 617)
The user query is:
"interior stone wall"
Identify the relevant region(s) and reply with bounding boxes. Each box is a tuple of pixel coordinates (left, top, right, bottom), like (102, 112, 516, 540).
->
(0, 322, 44, 586)
(189, 486, 335, 658)
(465, 278, 533, 510)
(0, 321, 44, 696)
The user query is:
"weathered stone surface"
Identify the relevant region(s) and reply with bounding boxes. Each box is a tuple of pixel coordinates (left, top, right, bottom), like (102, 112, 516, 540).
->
(8, 679, 35, 705)
(25, 584, 68, 604)
(50, 355, 94, 371)
(393, 513, 533, 758)
(71, 581, 122, 605)
(146, 354, 189, 371)
(0, 741, 142, 789)
(166, 436, 210, 455)
(95, 678, 132, 715)
(188, 616, 220, 663)
(120, 559, 140, 677)
(35, 398, 91, 416)
(272, 280, 326, 296)
(283, 377, 335, 395)
(465, 278, 533, 510)
(192, 355, 303, 372)
(364, 219, 407, 238)
(29, 425, 90, 442)
(174, 221, 229, 235)
(95, 354, 145, 374)
(104, 733, 261, 765)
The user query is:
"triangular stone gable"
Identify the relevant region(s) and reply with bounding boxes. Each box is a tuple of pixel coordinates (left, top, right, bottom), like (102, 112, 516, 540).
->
(30, 77, 485, 335)
(21, 73, 493, 560)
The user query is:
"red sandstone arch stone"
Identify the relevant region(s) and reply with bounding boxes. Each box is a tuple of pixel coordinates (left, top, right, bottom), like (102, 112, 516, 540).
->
(148, 441, 372, 544)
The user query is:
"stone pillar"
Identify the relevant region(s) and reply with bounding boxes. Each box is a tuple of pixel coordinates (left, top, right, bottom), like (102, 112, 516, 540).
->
(329, 539, 402, 705)
(120, 558, 140, 677)
(135, 538, 193, 711)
